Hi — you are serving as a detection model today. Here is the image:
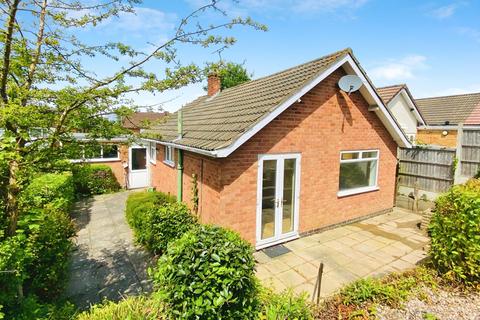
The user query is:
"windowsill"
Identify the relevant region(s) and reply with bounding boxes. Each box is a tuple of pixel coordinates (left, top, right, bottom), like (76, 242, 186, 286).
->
(71, 158, 121, 163)
(337, 186, 379, 198)
(163, 160, 175, 168)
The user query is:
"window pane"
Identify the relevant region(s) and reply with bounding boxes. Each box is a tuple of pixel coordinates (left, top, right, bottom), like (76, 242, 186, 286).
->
(103, 145, 118, 159)
(261, 160, 276, 240)
(282, 159, 296, 234)
(132, 148, 147, 170)
(362, 151, 378, 159)
(84, 144, 102, 159)
(341, 152, 359, 160)
(339, 160, 377, 191)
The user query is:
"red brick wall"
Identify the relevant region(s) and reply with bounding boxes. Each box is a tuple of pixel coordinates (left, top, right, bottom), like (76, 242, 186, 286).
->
(218, 69, 397, 244)
(151, 145, 177, 197)
(150, 68, 398, 245)
(99, 144, 129, 188)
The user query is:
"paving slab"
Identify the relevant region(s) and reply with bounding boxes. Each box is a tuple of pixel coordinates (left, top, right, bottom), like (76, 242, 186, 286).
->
(256, 208, 429, 299)
(64, 191, 153, 310)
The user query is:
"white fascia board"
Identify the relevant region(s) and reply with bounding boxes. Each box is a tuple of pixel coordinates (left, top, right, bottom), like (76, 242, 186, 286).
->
(139, 138, 219, 157)
(399, 89, 426, 125)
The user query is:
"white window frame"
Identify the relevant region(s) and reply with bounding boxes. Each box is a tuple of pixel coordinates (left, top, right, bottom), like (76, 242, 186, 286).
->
(164, 145, 175, 167)
(338, 149, 380, 197)
(71, 144, 120, 163)
(149, 142, 157, 164)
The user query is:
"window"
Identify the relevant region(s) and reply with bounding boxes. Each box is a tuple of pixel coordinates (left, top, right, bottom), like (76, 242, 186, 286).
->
(71, 144, 120, 162)
(150, 143, 157, 164)
(338, 150, 379, 196)
(164, 145, 174, 166)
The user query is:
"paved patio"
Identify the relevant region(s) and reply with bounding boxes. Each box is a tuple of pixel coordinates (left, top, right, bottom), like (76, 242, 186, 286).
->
(254, 208, 429, 298)
(65, 191, 153, 310)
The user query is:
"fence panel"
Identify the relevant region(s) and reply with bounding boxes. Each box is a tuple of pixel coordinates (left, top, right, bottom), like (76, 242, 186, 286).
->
(461, 129, 480, 177)
(397, 147, 455, 193)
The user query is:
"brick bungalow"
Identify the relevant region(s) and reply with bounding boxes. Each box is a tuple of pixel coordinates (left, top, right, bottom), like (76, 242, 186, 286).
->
(141, 48, 412, 248)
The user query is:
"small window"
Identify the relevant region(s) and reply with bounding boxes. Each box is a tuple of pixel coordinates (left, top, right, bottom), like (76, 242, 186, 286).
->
(338, 150, 379, 196)
(103, 145, 119, 159)
(72, 144, 120, 162)
(150, 143, 157, 164)
(164, 145, 174, 166)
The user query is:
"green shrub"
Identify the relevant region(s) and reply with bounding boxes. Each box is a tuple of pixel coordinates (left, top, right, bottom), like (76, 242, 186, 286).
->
(138, 202, 197, 254)
(259, 288, 313, 320)
(76, 296, 163, 320)
(125, 190, 176, 227)
(429, 179, 480, 283)
(152, 224, 259, 319)
(8, 295, 77, 320)
(20, 172, 75, 213)
(72, 164, 120, 195)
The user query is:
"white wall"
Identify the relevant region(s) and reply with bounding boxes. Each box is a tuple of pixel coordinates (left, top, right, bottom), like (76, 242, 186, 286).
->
(387, 90, 419, 142)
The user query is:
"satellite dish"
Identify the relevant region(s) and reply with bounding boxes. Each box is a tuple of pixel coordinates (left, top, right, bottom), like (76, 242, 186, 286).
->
(338, 75, 363, 95)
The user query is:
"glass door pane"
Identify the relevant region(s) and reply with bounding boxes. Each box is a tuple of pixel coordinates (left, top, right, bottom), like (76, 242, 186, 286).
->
(261, 160, 277, 240)
(132, 148, 147, 170)
(282, 159, 296, 234)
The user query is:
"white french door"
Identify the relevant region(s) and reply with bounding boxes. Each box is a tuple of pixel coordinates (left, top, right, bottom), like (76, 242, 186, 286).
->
(256, 153, 301, 249)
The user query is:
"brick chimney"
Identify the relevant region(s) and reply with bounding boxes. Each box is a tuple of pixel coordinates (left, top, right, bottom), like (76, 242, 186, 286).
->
(207, 73, 221, 96)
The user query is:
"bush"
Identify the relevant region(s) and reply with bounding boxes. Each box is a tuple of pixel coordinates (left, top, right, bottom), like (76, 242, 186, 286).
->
(429, 179, 480, 283)
(259, 288, 313, 320)
(76, 296, 163, 320)
(125, 190, 176, 227)
(8, 295, 77, 320)
(20, 172, 75, 213)
(137, 202, 197, 254)
(152, 224, 259, 319)
(72, 164, 120, 195)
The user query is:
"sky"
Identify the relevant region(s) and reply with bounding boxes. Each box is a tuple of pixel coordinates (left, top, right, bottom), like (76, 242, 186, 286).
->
(76, 0, 480, 113)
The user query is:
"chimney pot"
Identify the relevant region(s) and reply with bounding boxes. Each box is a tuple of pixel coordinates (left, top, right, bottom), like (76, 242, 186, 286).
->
(207, 73, 221, 96)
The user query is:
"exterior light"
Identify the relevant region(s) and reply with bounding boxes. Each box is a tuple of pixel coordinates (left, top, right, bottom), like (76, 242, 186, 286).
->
(442, 131, 448, 136)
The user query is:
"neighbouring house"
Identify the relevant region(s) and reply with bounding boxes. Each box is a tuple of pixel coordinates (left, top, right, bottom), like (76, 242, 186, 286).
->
(377, 84, 426, 143)
(122, 111, 169, 133)
(415, 92, 480, 147)
(135, 48, 411, 248)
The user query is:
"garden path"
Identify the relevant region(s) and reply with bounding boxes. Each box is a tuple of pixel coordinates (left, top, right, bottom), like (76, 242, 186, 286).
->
(64, 191, 153, 310)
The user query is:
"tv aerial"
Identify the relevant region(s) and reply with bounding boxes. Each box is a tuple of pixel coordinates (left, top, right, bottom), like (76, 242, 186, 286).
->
(338, 75, 363, 95)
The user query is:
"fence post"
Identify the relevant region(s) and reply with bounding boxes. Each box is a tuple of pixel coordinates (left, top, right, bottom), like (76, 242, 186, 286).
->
(454, 123, 464, 184)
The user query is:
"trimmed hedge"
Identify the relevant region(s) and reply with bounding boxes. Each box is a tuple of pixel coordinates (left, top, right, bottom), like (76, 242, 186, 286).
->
(20, 172, 75, 213)
(77, 296, 163, 320)
(72, 164, 120, 195)
(152, 224, 259, 319)
(125, 190, 176, 227)
(429, 179, 480, 284)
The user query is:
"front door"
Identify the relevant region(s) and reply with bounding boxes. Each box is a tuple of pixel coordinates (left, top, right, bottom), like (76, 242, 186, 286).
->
(256, 154, 301, 249)
(129, 146, 149, 189)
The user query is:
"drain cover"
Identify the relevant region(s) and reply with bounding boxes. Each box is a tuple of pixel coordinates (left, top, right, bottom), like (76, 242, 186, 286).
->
(263, 244, 291, 258)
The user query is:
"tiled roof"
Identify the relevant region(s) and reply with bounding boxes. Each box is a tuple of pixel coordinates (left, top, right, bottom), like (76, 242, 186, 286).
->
(148, 48, 352, 151)
(122, 112, 168, 129)
(377, 84, 406, 104)
(415, 92, 480, 125)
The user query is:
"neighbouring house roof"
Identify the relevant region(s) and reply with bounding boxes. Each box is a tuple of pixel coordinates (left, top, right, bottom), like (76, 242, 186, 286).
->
(377, 84, 426, 125)
(415, 92, 480, 126)
(147, 48, 411, 157)
(122, 112, 168, 129)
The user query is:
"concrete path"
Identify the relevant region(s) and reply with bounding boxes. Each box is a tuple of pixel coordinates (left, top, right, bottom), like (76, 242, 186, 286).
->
(255, 208, 429, 299)
(65, 191, 153, 310)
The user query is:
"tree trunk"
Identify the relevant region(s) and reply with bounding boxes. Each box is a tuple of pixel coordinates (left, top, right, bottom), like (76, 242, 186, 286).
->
(7, 160, 20, 236)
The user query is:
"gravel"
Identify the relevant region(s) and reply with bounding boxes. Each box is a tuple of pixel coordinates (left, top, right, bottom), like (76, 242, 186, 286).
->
(376, 286, 480, 320)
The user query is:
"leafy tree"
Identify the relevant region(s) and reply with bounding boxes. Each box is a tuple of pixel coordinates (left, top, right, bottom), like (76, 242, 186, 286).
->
(0, 0, 267, 235)
(206, 61, 252, 90)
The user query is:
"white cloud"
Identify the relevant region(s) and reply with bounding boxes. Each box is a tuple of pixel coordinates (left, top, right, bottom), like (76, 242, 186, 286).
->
(424, 84, 480, 98)
(457, 27, 480, 42)
(102, 7, 177, 33)
(186, 0, 368, 15)
(370, 55, 427, 82)
(431, 4, 459, 19)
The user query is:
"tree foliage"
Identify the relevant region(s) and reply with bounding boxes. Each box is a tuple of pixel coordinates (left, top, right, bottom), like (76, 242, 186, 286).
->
(206, 61, 252, 90)
(0, 0, 266, 234)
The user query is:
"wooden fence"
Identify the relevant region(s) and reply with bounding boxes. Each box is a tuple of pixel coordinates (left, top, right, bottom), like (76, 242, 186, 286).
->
(397, 147, 456, 193)
(460, 128, 480, 177)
